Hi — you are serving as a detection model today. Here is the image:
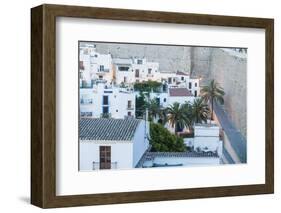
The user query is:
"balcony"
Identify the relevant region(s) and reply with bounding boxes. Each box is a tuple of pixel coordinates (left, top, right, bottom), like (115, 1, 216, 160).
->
(80, 99, 93, 105)
(92, 161, 117, 170)
(100, 113, 111, 118)
(97, 68, 110, 72)
(127, 105, 134, 110)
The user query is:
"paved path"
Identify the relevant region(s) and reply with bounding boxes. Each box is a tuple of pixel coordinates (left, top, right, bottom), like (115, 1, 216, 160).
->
(214, 102, 247, 163)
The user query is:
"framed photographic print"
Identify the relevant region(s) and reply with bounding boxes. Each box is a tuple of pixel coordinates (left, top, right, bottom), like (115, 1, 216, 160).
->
(31, 4, 274, 208)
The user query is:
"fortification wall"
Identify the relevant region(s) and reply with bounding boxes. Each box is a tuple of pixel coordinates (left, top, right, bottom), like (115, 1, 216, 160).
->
(94, 43, 247, 137)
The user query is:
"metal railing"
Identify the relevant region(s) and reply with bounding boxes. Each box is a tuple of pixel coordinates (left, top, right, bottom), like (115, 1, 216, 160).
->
(92, 161, 118, 170)
(127, 105, 134, 110)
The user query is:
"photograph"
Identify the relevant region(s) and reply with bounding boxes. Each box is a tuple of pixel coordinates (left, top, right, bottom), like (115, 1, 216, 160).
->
(78, 41, 247, 171)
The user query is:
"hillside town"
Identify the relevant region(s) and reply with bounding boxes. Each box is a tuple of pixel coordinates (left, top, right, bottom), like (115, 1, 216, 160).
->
(79, 42, 244, 171)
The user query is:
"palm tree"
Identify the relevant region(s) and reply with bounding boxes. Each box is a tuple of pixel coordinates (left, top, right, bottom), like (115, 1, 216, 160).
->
(166, 102, 191, 134)
(192, 98, 210, 124)
(201, 79, 225, 120)
(157, 108, 168, 125)
(146, 98, 160, 122)
(182, 101, 194, 130)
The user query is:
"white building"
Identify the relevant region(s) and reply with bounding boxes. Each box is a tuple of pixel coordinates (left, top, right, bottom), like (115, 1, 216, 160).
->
(80, 82, 136, 119)
(79, 118, 149, 170)
(150, 87, 196, 109)
(132, 58, 161, 82)
(160, 71, 200, 97)
(113, 58, 135, 85)
(184, 123, 223, 157)
(113, 57, 161, 85)
(79, 43, 113, 85)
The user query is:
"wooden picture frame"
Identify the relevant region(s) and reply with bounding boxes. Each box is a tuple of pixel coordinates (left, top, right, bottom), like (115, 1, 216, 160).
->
(31, 4, 274, 208)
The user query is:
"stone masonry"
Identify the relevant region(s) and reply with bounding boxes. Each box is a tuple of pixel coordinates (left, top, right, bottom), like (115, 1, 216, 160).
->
(91, 42, 247, 138)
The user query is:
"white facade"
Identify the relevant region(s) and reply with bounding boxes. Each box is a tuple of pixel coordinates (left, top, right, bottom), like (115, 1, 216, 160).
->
(132, 58, 161, 82)
(114, 57, 161, 85)
(79, 43, 113, 85)
(113, 58, 135, 85)
(193, 124, 223, 157)
(160, 71, 200, 97)
(149, 156, 220, 167)
(80, 82, 136, 119)
(79, 120, 149, 171)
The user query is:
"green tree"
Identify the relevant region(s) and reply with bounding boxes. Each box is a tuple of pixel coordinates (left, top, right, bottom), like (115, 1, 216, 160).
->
(146, 98, 160, 122)
(166, 102, 191, 134)
(192, 98, 210, 123)
(135, 92, 146, 118)
(149, 123, 186, 152)
(134, 80, 162, 93)
(201, 79, 225, 120)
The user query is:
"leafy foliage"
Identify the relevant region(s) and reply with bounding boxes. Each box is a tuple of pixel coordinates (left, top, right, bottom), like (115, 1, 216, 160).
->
(192, 98, 210, 123)
(201, 79, 225, 120)
(134, 80, 162, 93)
(166, 102, 192, 134)
(135, 93, 146, 118)
(149, 123, 186, 152)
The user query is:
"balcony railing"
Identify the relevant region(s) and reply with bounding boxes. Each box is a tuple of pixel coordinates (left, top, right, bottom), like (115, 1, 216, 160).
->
(80, 99, 93, 104)
(127, 105, 134, 110)
(100, 113, 111, 118)
(92, 161, 118, 170)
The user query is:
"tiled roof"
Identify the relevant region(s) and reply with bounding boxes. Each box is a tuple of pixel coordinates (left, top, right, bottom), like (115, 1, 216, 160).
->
(80, 118, 141, 141)
(176, 71, 189, 76)
(169, 88, 193, 97)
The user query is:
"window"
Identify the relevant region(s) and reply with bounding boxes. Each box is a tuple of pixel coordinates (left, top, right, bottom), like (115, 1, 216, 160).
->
(102, 106, 109, 114)
(195, 82, 198, 87)
(189, 82, 192, 89)
(118, 66, 129, 71)
(81, 112, 92, 117)
(148, 68, 152, 74)
(181, 76, 184, 81)
(137, 59, 142, 64)
(124, 76, 127, 83)
(194, 91, 197, 97)
(103, 96, 109, 105)
(128, 100, 132, 109)
(135, 69, 140, 77)
(128, 111, 132, 116)
(100, 65, 104, 71)
(168, 77, 172, 84)
(99, 75, 103, 79)
(99, 146, 111, 169)
(79, 61, 84, 70)
(163, 98, 166, 102)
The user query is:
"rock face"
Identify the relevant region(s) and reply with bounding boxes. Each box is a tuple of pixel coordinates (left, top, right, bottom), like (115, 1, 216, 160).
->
(93, 42, 247, 138)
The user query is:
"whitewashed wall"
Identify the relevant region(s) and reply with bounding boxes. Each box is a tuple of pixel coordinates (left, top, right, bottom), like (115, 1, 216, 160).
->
(152, 157, 220, 166)
(80, 84, 135, 118)
(132, 120, 150, 166)
(79, 141, 133, 171)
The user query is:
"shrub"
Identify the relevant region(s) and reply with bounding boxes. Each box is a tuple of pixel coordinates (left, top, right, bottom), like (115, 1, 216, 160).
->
(149, 123, 186, 152)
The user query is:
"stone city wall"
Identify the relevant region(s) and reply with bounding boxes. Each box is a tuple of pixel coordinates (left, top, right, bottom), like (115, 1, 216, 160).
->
(93, 43, 247, 138)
